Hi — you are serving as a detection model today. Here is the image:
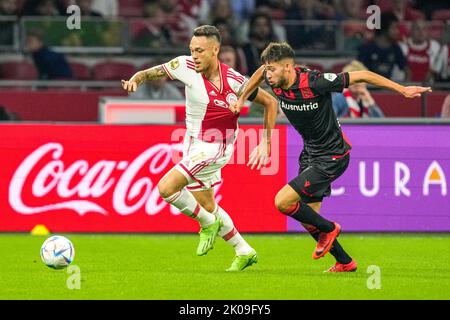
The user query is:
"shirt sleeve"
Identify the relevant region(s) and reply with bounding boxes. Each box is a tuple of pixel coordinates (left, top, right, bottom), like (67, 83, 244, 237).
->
(309, 71, 350, 95)
(226, 68, 247, 96)
(162, 55, 194, 87)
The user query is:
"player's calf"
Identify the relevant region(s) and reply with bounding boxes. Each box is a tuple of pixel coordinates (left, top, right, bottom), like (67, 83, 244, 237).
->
(275, 197, 335, 233)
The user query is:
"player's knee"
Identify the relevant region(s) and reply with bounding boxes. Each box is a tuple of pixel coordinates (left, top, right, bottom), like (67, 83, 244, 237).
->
(275, 196, 299, 214)
(201, 201, 216, 213)
(157, 179, 177, 199)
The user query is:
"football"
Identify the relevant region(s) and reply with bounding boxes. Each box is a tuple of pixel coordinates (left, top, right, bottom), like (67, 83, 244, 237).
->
(40, 236, 75, 269)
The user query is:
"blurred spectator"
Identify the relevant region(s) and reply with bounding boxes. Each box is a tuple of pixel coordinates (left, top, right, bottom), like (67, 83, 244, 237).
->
(25, 29, 73, 80)
(0, 0, 16, 15)
(436, 43, 450, 82)
(143, 0, 197, 45)
(90, 0, 118, 18)
(255, 0, 290, 10)
(0, 0, 17, 46)
(219, 45, 248, 75)
(76, 0, 102, 17)
(219, 46, 238, 69)
(242, 12, 278, 74)
(414, 0, 450, 20)
(129, 61, 183, 100)
(441, 95, 450, 118)
(387, 0, 426, 40)
(22, 0, 65, 16)
(357, 13, 409, 81)
(213, 18, 247, 74)
(208, 0, 239, 33)
(177, 0, 210, 23)
(332, 60, 385, 118)
(399, 19, 441, 83)
(388, 0, 425, 22)
(335, 0, 366, 20)
(285, 0, 337, 50)
(286, 0, 337, 20)
(231, 0, 255, 21)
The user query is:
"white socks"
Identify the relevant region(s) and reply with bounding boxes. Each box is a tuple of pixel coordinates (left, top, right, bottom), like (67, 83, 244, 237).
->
(213, 205, 253, 256)
(164, 189, 253, 256)
(164, 189, 215, 227)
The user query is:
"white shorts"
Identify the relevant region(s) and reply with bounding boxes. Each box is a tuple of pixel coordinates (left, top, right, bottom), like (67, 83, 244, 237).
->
(175, 135, 234, 191)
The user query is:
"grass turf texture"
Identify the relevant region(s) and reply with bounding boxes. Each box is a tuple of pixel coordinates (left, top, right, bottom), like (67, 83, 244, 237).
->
(0, 233, 449, 300)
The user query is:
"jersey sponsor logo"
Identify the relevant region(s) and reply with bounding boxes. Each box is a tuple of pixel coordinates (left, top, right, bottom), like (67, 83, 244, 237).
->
(213, 99, 228, 108)
(209, 90, 217, 96)
(279, 100, 319, 112)
(407, 54, 429, 64)
(323, 73, 337, 82)
(169, 58, 180, 70)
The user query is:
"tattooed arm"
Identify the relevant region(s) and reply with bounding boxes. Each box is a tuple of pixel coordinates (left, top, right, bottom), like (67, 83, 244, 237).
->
(121, 65, 168, 93)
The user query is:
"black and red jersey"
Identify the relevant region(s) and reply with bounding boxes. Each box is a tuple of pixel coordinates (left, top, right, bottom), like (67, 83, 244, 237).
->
(265, 67, 352, 158)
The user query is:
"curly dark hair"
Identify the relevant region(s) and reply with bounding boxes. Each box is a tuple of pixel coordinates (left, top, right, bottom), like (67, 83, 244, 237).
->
(260, 41, 295, 63)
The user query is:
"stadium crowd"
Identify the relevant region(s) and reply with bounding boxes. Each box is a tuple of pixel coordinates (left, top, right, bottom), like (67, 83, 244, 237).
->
(1, 0, 450, 118)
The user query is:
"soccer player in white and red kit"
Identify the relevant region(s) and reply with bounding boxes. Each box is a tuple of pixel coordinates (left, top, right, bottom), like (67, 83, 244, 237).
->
(122, 25, 278, 271)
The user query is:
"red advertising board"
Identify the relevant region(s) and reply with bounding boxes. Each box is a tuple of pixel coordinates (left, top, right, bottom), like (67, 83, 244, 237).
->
(1, 124, 287, 232)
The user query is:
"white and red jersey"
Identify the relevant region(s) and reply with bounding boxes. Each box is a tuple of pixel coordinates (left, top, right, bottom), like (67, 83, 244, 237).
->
(399, 38, 441, 82)
(162, 55, 247, 143)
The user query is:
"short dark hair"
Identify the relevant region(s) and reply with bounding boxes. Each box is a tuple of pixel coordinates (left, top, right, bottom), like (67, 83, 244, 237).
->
(193, 25, 221, 44)
(261, 42, 295, 63)
(376, 12, 398, 36)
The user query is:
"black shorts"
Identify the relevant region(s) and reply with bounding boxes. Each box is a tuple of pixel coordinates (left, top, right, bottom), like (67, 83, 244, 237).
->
(288, 151, 350, 203)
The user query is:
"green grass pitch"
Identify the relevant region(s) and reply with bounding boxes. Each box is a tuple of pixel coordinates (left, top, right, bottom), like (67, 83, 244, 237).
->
(1, 233, 449, 300)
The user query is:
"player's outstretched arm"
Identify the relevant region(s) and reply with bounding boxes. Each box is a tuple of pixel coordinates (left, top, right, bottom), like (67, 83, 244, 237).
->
(121, 65, 168, 93)
(247, 89, 278, 170)
(348, 70, 432, 98)
(229, 65, 266, 114)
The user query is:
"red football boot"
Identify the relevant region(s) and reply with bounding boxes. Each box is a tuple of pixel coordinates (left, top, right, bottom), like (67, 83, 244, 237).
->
(312, 222, 341, 259)
(325, 260, 358, 273)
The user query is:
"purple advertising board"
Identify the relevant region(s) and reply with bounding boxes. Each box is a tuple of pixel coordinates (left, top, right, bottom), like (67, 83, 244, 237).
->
(287, 125, 450, 232)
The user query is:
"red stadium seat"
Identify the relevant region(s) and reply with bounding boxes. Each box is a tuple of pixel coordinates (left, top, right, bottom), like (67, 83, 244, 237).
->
(119, 0, 144, 17)
(432, 9, 450, 22)
(69, 62, 91, 80)
(0, 61, 38, 80)
(93, 61, 136, 81)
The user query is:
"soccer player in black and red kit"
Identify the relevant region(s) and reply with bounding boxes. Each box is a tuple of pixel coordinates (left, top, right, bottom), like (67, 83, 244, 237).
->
(231, 42, 431, 272)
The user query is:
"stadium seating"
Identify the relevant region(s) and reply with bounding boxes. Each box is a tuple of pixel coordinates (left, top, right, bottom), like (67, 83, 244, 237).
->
(432, 10, 450, 22)
(93, 61, 136, 81)
(0, 61, 38, 80)
(69, 62, 92, 81)
(119, 0, 145, 17)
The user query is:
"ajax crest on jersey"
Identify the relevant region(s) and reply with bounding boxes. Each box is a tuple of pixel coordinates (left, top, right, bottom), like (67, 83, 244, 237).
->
(40, 235, 75, 269)
(226, 93, 238, 105)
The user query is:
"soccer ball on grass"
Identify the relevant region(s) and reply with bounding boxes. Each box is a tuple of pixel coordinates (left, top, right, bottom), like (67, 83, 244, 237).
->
(40, 235, 75, 269)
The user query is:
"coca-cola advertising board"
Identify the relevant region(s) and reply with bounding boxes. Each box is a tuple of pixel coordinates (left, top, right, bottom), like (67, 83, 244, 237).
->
(1, 124, 287, 232)
(2, 123, 449, 233)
